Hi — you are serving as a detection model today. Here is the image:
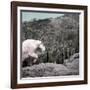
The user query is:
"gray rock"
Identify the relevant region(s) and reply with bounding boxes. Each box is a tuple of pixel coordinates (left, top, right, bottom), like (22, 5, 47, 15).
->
(22, 63, 76, 78)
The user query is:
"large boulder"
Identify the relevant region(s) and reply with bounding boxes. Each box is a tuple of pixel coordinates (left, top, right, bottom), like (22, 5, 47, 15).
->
(64, 53, 79, 75)
(22, 63, 71, 78)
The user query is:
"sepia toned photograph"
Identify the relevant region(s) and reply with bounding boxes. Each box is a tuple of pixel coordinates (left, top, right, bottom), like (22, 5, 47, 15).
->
(11, 1, 87, 89)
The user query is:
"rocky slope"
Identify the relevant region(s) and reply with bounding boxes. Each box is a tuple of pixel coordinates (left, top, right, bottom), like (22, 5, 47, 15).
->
(22, 13, 79, 64)
(22, 53, 79, 78)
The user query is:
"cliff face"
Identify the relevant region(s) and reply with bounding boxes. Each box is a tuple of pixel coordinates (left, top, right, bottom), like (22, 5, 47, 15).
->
(21, 13, 79, 64)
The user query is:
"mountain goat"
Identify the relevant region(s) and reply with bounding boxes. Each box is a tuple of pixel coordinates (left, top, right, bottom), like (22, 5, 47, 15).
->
(22, 39, 45, 67)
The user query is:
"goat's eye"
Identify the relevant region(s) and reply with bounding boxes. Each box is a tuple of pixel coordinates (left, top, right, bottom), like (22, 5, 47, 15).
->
(35, 47, 42, 53)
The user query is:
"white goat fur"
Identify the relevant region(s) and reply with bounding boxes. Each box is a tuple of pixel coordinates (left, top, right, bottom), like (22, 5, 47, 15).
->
(22, 39, 45, 62)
